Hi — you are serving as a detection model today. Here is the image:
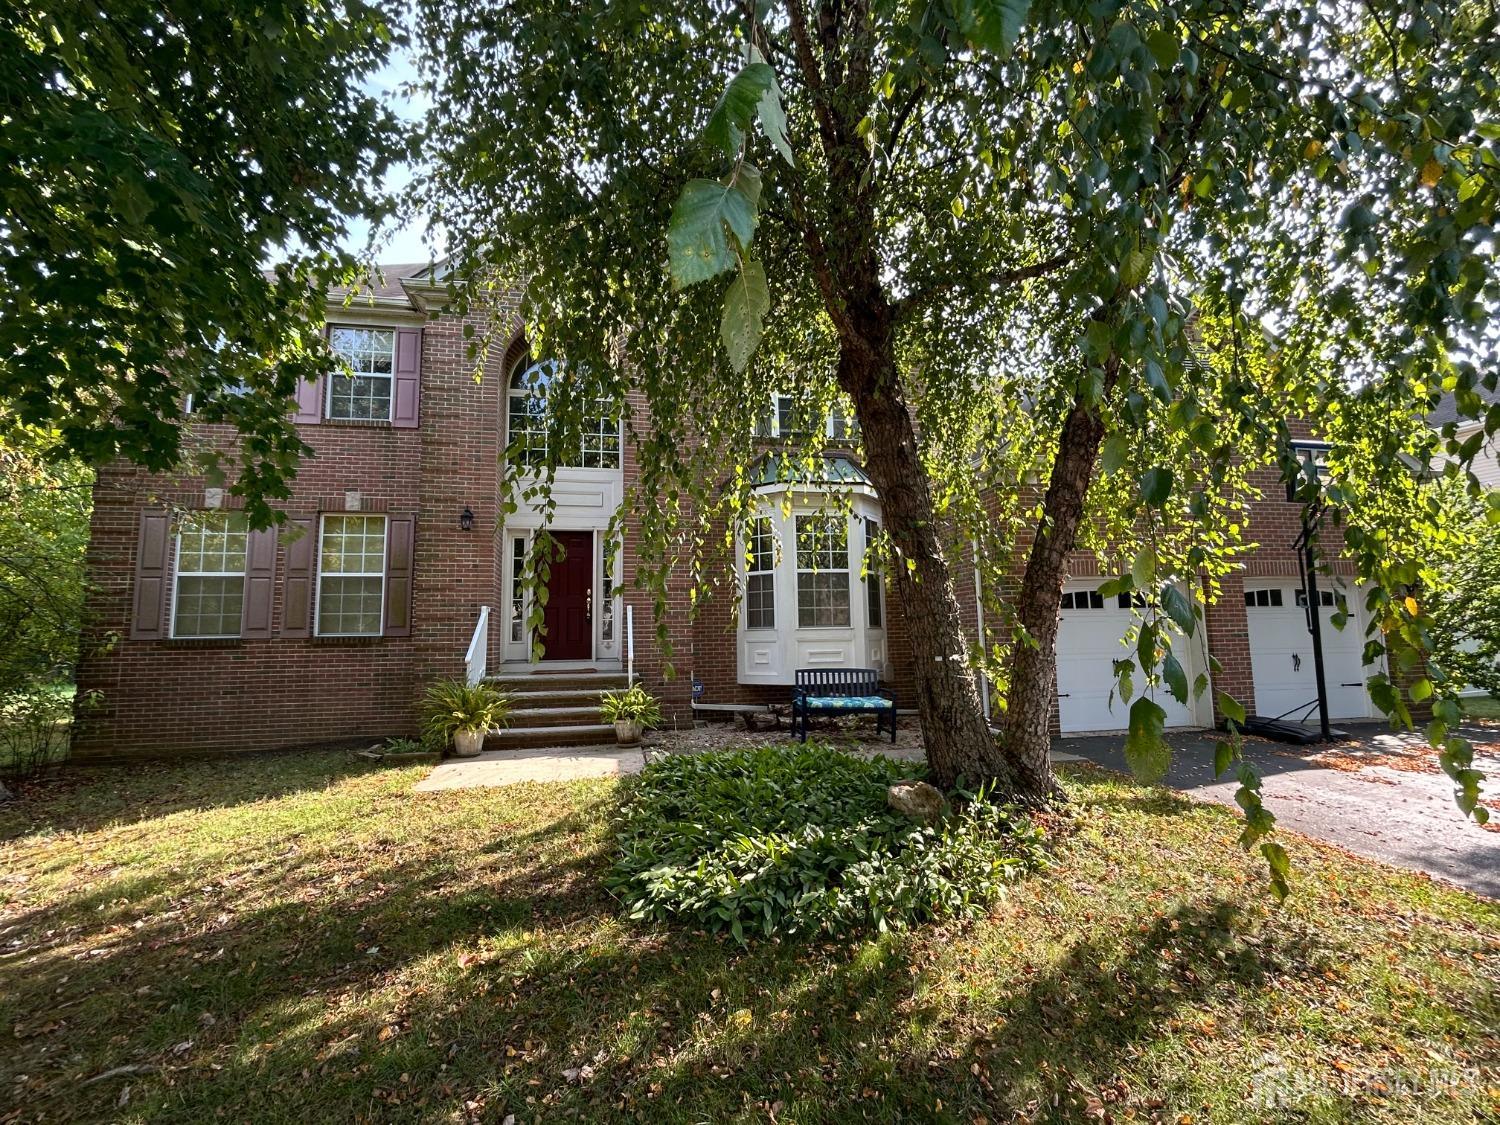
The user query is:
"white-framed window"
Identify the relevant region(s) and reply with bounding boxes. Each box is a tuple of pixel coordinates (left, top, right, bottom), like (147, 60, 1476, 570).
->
(863, 518, 883, 629)
(316, 514, 387, 636)
(755, 394, 859, 440)
(795, 514, 850, 627)
(1244, 588, 1284, 608)
(171, 513, 249, 638)
(507, 356, 620, 469)
(744, 517, 776, 629)
(1061, 589, 1106, 611)
(327, 327, 396, 421)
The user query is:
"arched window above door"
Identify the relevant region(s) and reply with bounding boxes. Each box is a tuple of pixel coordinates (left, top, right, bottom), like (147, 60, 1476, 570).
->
(507, 355, 621, 469)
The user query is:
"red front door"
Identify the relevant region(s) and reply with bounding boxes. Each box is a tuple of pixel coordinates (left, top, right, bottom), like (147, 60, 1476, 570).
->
(541, 531, 593, 660)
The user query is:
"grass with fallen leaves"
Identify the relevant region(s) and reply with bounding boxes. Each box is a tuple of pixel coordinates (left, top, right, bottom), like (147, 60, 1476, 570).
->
(2, 749, 1496, 1123)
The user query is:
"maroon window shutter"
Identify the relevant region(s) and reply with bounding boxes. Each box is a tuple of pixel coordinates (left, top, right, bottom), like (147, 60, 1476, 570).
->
(292, 374, 323, 424)
(281, 516, 317, 637)
(240, 526, 278, 639)
(384, 513, 415, 636)
(391, 328, 421, 428)
(130, 510, 172, 640)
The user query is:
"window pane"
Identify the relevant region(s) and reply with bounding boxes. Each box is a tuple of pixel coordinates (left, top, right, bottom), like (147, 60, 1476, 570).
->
(797, 573, 850, 627)
(317, 515, 386, 636)
(510, 537, 526, 643)
(746, 573, 775, 629)
(328, 328, 395, 421)
(173, 514, 248, 638)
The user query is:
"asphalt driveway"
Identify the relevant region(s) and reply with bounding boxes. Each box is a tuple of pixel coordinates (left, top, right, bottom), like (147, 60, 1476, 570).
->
(1059, 721, 1500, 899)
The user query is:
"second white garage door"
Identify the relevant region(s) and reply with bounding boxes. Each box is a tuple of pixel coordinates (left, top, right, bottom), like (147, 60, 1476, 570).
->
(1055, 583, 1200, 734)
(1244, 581, 1374, 721)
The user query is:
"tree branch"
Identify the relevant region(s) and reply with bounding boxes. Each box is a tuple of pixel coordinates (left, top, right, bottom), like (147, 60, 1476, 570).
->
(892, 252, 1072, 323)
(781, 0, 840, 155)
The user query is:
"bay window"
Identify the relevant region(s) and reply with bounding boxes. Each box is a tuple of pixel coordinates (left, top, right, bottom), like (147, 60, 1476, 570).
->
(744, 517, 776, 629)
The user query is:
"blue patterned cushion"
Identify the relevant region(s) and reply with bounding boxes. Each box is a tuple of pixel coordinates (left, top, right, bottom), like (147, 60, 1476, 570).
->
(803, 695, 893, 711)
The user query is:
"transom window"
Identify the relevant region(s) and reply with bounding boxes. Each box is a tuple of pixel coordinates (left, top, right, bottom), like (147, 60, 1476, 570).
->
(328, 327, 395, 421)
(1060, 590, 1105, 610)
(507, 357, 621, 469)
(863, 518, 883, 629)
(744, 517, 776, 630)
(317, 515, 386, 636)
(1244, 588, 1284, 608)
(172, 513, 248, 638)
(795, 514, 850, 628)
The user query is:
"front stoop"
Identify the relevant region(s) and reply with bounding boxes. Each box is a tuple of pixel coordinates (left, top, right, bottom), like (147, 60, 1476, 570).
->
(483, 669, 629, 751)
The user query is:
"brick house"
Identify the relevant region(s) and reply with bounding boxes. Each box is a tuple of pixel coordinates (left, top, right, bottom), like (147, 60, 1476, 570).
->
(73, 265, 1388, 760)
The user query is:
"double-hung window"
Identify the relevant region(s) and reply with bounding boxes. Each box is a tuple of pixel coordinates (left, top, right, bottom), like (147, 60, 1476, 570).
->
(172, 514, 249, 638)
(317, 515, 387, 636)
(795, 514, 850, 627)
(745, 517, 776, 629)
(328, 327, 396, 421)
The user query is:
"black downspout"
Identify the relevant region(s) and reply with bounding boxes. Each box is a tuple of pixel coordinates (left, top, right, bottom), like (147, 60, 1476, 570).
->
(1300, 511, 1333, 741)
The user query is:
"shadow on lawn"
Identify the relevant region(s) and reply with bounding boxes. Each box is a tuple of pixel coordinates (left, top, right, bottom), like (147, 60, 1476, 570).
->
(0, 772, 1381, 1124)
(0, 748, 386, 842)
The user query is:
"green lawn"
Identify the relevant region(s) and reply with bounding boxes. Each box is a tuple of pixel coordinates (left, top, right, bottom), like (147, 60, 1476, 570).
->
(2, 750, 1496, 1123)
(1465, 694, 1500, 722)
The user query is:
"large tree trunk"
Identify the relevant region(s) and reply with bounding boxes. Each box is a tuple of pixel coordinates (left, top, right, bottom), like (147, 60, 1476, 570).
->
(999, 390, 1110, 791)
(842, 348, 1024, 794)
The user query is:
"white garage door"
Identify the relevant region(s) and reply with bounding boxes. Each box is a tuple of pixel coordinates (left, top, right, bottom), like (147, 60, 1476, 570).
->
(1055, 584, 1198, 734)
(1244, 582, 1373, 721)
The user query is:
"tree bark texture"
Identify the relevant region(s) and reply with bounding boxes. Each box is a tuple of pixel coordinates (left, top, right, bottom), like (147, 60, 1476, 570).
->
(999, 390, 1111, 797)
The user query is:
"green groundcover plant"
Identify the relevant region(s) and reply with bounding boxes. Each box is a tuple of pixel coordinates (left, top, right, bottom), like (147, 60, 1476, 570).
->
(608, 743, 1046, 942)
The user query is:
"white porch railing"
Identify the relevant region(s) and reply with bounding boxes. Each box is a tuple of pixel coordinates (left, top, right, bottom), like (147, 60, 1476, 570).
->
(626, 604, 635, 683)
(465, 605, 491, 686)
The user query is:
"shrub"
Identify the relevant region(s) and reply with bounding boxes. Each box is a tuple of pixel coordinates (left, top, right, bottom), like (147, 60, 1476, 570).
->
(607, 743, 1045, 942)
(419, 677, 512, 742)
(599, 684, 663, 727)
(0, 685, 74, 786)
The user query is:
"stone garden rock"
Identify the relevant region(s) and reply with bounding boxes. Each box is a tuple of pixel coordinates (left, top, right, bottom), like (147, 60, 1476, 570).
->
(886, 780, 945, 822)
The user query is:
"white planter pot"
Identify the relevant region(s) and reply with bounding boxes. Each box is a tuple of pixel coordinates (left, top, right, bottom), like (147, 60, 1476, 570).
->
(614, 719, 644, 746)
(451, 728, 486, 758)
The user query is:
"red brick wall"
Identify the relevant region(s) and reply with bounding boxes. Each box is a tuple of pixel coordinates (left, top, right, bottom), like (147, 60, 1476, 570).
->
(73, 302, 524, 760)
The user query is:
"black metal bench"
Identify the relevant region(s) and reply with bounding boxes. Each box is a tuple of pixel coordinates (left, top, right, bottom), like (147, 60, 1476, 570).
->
(791, 669, 897, 742)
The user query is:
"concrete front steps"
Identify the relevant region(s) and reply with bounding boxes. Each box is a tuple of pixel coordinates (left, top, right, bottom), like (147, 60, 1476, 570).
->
(483, 669, 630, 750)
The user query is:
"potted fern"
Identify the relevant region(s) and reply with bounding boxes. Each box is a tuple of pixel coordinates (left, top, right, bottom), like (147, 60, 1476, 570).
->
(420, 677, 511, 757)
(599, 684, 662, 746)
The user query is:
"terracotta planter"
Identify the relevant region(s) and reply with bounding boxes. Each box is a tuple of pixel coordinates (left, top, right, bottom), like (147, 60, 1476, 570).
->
(614, 719, 644, 746)
(451, 728, 486, 757)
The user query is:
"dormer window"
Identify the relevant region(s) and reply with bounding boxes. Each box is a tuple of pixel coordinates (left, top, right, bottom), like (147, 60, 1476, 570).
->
(507, 356, 621, 469)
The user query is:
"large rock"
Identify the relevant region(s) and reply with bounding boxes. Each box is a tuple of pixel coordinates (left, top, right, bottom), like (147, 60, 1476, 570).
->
(886, 780, 945, 823)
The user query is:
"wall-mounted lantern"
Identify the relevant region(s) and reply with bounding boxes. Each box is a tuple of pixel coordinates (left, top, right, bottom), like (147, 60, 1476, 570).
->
(459, 506, 475, 532)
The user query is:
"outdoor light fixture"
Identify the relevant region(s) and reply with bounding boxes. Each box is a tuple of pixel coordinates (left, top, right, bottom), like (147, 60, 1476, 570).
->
(459, 506, 474, 532)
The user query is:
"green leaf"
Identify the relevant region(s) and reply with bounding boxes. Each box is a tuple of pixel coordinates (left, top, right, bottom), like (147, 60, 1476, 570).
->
(667, 176, 759, 289)
(1213, 740, 1234, 778)
(720, 258, 771, 373)
(966, 0, 1032, 55)
(1123, 697, 1170, 782)
(1218, 691, 1247, 726)
(1131, 545, 1156, 590)
(1100, 433, 1129, 475)
(1140, 466, 1173, 505)
(703, 63, 775, 159)
(1161, 584, 1195, 635)
(1409, 677, 1433, 702)
(1162, 651, 1188, 704)
(1260, 841, 1292, 901)
(1120, 248, 1152, 289)
(751, 52, 794, 167)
